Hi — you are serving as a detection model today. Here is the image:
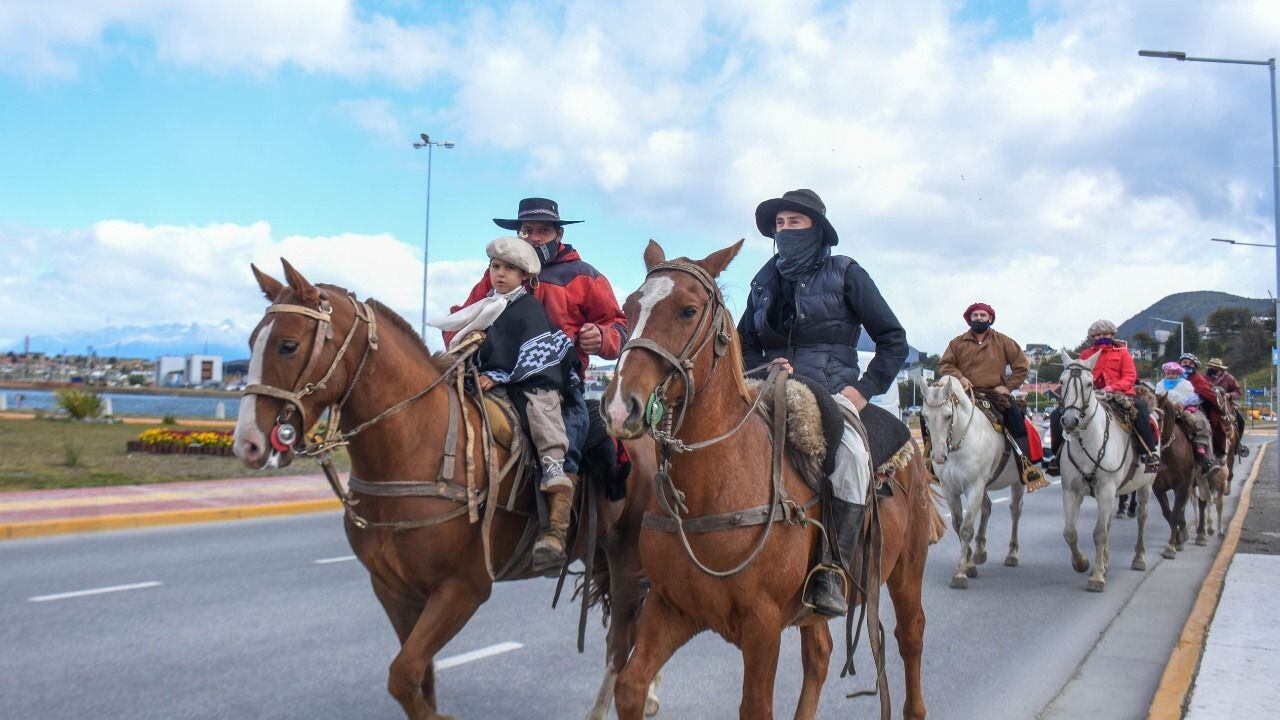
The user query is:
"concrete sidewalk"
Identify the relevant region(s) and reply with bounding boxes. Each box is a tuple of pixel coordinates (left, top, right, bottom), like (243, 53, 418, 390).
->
(0, 473, 340, 539)
(1181, 444, 1280, 719)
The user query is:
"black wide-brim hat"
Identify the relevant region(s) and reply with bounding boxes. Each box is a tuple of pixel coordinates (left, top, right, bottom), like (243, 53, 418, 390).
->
(493, 197, 583, 230)
(754, 188, 839, 246)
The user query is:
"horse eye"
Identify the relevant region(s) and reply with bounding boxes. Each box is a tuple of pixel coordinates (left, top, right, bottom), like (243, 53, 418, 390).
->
(681, 306, 697, 319)
(279, 339, 300, 356)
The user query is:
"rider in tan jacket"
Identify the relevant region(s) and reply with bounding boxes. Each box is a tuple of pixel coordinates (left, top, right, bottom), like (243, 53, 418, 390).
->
(938, 302, 1047, 490)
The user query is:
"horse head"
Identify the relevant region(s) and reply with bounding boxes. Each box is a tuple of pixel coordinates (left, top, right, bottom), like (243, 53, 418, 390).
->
(602, 239, 744, 439)
(233, 259, 375, 469)
(919, 375, 968, 465)
(1057, 350, 1101, 433)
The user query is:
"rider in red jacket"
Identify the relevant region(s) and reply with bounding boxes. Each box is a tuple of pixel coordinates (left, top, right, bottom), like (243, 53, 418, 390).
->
(443, 198, 628, 572)
(1046, 320, 1160, 474)
(1180, 353, 1226, 459)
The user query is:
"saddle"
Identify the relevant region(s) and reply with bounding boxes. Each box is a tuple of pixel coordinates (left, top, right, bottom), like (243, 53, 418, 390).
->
(973, 391, 1009, 432)
(1102, 386, 1161, 449)
(745, 374, 914, 493)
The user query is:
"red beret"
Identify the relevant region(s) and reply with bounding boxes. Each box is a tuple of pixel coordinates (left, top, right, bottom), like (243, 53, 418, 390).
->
(964, 302, 995, 323)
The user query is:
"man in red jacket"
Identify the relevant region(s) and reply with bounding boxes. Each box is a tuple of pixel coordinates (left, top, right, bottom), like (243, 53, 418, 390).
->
(1045, 319, 1160, 474)
(445, 197, 628, 571)
(1180, 353, 1226, 460)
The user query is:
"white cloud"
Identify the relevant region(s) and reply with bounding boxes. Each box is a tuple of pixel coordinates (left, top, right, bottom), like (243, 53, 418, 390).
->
(0, 221, 485, 353)
(333, 97, 405, 144)
(6, 1, 1280, 352)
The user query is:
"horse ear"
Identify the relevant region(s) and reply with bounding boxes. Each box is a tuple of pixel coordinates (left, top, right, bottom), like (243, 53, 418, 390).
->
(1060, 349, 1075, 366)
(280, 258, 319, 304)
(643, 240, 667, 271)
(1082, 352, 1101, 370)
(251, 264, 284, 302)
(697, 239, 744, 278)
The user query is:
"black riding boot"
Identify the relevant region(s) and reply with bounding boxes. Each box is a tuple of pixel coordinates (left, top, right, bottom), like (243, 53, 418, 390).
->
(808, 497, 865, 618)
(1134, 400, 1163, 471)
(1044, 410, 1063, 476)
(1013, 436, 1049, 491)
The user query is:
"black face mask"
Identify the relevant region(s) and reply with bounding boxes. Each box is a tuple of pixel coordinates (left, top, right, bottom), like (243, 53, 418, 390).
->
(969, 320, 991, 334)
(775, 227, 827, 279)
(534, 241, 560, 265)
(1181, 364, 1196, 375)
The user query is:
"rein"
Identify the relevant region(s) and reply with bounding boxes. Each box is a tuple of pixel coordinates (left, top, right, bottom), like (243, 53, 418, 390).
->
(623, 259, 817, 578)
(1060, 365, 1134, 487)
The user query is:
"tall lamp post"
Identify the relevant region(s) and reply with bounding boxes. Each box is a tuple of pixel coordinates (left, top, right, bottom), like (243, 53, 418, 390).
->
(1140, 49, 1279, 488)
(412, 132, 456, 342)
(1150, 316, 1185, 357)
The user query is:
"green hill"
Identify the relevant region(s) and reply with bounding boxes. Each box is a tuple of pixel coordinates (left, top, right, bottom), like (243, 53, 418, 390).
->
(1117, 291, 1272, 339)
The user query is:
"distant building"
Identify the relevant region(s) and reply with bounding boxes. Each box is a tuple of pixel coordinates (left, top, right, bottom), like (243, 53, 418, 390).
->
(155, 354, 223, 387)
(156, 355, 186, 386)
(1024, 343, 1056, 365)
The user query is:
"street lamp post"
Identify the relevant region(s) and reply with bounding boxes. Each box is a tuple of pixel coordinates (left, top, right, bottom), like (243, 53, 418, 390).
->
(1141, 49, 1280, 488)
(1150, 316, 1185, 357)
(412, 132, 456, 342)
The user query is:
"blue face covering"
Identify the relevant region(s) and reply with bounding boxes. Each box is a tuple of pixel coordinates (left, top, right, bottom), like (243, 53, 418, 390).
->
(1160, 378, 1181, 391)
(774, 227, 828, 279)
(1093, 336, 1114, 346)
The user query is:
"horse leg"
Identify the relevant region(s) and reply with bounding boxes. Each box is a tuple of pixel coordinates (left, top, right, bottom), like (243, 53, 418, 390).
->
(590, 520, 656, 720)
(1214, 485, 1226, 538)
(1005, 482, 1025, 567)
(888, 551, 928, 720)
(953, 486, 983, 586)
(386, 580, 484, 720)
(1087, 483, 1117, 592)
(371, 580, 439, 710)
(1195, 494, 1208, 546)
(1153, 485, 1176, 559)
(1061, 483, 1089, 574)
(792, 623, 832, 720)
(615, 595, 696, 720)
(946, 490, 970, 589)
(1132, 484, 1150, 571)
(973, 493, 992, 567)
(737, 607, 784, 720)
(1173, 485, 1189, 550)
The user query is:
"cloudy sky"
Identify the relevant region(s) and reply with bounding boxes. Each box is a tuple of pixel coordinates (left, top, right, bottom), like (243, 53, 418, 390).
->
(2, 0, 1278, 358)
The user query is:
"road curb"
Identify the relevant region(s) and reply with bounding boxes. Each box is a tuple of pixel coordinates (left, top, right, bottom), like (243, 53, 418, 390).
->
(1147, 441, 1270, 719)
(0, 498, 341, 540)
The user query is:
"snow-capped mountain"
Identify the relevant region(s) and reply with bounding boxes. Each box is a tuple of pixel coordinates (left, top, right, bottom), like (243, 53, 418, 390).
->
(8, 320, 252, 360)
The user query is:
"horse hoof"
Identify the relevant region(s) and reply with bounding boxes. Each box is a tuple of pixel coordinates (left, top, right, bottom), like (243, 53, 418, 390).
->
(974, 550, 988, 565)
(1195, 536, 1207, 547)
(1132, 558, 1147, 571)
(645, 698, 661, 717)
(1161, 548, 1176, 560)
(1004, 555, 1019, 567)
(1086, 579, 1105, 592)
(966, 565, 979, 578)
(950, 575, 969, 589)
(1072, 557, 1090, 574)
(1218, 530, 1226, 538)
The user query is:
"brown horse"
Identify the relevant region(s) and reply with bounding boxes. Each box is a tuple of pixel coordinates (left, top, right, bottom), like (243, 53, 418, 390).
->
(232, 260, 655, 720)
(1151, 395, 1195, 559)
(602, 240, 942, 720)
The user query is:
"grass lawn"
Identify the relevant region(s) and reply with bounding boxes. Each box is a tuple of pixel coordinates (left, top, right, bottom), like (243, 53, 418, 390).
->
(0, 418, 349, 491)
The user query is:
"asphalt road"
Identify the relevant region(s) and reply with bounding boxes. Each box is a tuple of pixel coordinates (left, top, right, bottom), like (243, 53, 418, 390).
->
(1, 440, 1261, 720)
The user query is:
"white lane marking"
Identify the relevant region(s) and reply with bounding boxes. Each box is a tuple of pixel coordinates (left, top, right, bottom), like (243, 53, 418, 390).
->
(435, 641, 523, 670)
(938, 479, 1061, 518)
(234, 320, 274, 445)
(29, 581, 162, 602)
(314, 555, 357, 564)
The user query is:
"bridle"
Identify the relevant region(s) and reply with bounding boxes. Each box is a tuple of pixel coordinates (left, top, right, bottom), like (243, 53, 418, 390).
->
(619, 260, 735, 437)
(923, 381, 976, 455)
(242, 292, 380, 458)
(1060, 363, 1131, 482)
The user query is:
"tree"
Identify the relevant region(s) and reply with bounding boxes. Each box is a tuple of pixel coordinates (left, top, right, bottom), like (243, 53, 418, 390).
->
(1207, 307, 1252, 337)
(1181, 314, 1201, 355)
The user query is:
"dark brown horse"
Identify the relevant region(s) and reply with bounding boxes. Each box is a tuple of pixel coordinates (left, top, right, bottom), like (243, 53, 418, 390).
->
(602, 241, 943, 720)
(1151, 395, 1195, 559)
(232, 260, 655, 720)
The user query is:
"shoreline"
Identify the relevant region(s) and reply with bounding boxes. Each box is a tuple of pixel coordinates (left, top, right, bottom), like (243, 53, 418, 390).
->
(0, 381, 239, 399)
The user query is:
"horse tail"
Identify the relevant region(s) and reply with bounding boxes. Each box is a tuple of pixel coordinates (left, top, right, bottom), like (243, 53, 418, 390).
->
(906, 439, 948, 545)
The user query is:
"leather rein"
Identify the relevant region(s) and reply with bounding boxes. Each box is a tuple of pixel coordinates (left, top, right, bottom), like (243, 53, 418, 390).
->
(620, 260, 819, 578)
(1060, 365, 1136, 487)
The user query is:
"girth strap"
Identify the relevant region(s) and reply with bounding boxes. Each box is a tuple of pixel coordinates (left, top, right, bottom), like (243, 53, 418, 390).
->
(642, 494, 820, 533)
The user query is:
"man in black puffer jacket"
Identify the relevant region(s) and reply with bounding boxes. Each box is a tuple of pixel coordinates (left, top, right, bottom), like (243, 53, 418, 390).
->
(738, 188, 909, 618)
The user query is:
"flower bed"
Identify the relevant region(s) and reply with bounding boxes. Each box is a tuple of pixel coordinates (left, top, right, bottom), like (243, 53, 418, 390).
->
(126, 428, 236, 456)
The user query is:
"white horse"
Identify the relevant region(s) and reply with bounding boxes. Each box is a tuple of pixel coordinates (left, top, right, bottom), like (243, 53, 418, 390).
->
(919, 375, 1026, 589)
(1057, 351, 1158, 592)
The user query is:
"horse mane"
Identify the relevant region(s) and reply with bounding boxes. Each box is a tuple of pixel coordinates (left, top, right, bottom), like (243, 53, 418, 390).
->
(311, 285, 445, 374)
(716, 283, 752, 403)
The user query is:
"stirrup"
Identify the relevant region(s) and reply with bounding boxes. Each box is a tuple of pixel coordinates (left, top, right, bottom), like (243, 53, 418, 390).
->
(801, 562, 851, 615)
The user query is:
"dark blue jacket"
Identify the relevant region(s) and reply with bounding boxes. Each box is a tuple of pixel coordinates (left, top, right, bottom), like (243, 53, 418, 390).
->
(738, 255, 908, 398)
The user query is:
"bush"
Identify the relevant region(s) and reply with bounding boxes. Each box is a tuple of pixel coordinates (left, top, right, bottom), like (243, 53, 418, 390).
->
(63, 441, 82, 467)
(55, 389, 103, 420)
(161, 414, 177, 425)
